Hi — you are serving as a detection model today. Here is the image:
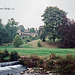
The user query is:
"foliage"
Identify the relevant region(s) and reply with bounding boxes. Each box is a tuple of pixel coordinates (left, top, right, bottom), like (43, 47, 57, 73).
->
(58, 18, 75, 48)
(22, 36, 31, 43)
(20, 55, 40, 67)
(19, 53, 75, 75)
(29, 28, 36, 33)
(2, 43, 13, 47)
(5, 18, 18, 42)
(30, 54, 39, 60)
(3, 49, 9, 58)
(6, 18, 18, 27)
(0, 19, 8, 45)
(0, 49, 19, 62)
(46, 60, 54, 70)
(0, 51, 4, 61)
(38, 58, 44, 67)
(39, 28, 46, 41)
(0, 18, 18, 45)
(37, 41, 42, 47)
(55, 54, 75, 75)
(0, 29, 8, 45)
(13, 35, 23, 47)
(10, 51, 20, 61)
(49, 53, 57, 59)
(0, 49, 9, 61)
(0, 19, 4, 29)
(34, 35, 39, 40)
(22, 35, 39, 44)
(42, 6, 66, 43)
(26, 38, 31, 42)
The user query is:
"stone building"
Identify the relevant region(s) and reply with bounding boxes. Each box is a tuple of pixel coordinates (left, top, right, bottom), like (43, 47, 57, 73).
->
(17, 27, 38, 37)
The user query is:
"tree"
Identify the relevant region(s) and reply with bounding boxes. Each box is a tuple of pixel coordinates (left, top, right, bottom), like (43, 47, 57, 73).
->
(0, 19, 8, 45)
(0, 19, 4, 29)
(29, 28, 36, 33)
(42, 6, 66, 43)
(0, 29, 8, 45)
(10, 51, 20, 61)
(5, 18, 19, 42)
(7, 18, 18, 27)
(13, 35, 23, 47)
(39, 28, 46, 41)
(38, 26, 46, 41)
(58, 18, 75, 48)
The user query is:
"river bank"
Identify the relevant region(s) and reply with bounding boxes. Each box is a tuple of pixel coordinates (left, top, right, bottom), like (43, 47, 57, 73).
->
(0, 64, 59, 75)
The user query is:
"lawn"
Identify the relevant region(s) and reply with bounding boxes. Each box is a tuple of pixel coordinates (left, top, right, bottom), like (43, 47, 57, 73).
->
(0, 43, 75, 57)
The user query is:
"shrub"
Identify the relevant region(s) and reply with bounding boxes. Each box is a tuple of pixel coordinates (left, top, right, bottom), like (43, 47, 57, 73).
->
(26, 39, 31, 42)
(0, 52, 3, 61)
(30, 55, 40, 61)
(10, 51, 20, 61)
(46, 60, 54, 70)
(13, 35, 23, 47)
(3, 49, 9, 58)
(2, 43, 12, 47)
(0, 49, 9, 61)
(55, 55, 75, 75)
(38, 58, 44, 67)
(37, 41, 42, 47)
(49, 53, 56, 59)
(19, 54, 75, 75)
(19, 59, 27, 66)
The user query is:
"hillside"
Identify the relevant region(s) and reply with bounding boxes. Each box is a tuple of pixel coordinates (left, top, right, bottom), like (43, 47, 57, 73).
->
(26, 40, 58, 48)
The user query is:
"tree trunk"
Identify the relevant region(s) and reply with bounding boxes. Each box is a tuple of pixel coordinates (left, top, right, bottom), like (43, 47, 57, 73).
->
(42, 38, 46, 42)
(53, 35, 55, 44)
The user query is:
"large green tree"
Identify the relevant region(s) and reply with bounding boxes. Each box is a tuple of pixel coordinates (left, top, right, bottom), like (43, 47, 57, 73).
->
(5, 18, 19, 42)
(42, 6, 66, 43)
(0, 19, 8, 45)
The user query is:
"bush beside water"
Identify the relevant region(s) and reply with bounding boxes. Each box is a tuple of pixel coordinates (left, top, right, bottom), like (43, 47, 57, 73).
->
(20, 53, 75, 75)
(0, 49, 20, 62)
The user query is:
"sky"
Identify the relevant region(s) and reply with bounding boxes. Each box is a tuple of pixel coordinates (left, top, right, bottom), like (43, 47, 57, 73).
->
(0, 0, 75, 29)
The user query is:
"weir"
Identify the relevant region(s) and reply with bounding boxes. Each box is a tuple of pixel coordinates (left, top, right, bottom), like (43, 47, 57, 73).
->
(0, 61, 19, 67)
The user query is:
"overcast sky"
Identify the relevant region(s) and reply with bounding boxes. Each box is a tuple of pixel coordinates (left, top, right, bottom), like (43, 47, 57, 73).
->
(0, 0, 75, 29)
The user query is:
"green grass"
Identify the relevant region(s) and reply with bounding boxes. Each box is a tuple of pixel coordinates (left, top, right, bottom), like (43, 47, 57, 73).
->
(0, 44, 75, 57)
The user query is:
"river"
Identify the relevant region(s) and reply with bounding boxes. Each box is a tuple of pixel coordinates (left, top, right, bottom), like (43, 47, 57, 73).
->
(0, 64, 27, 75)
(0, 61, 57, 75)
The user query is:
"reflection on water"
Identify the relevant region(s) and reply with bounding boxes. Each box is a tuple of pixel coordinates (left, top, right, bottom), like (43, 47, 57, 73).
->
(0, 64, 27, 75)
